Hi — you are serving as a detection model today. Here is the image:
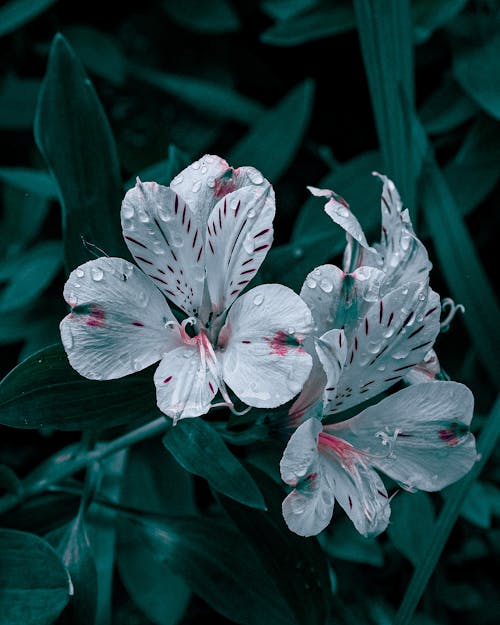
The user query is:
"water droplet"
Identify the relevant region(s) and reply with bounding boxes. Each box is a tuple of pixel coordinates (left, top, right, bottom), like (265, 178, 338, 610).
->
(122, 202, 134, 219)
(418, 292, 426, 301)
(336, 206, 350, 217)
(306, 276, 317, 289)
(138, 209, 150, 223)
(91, 266, 104, 281)
(401, 287, 409, 295)
(313, 268, 321, 277)
(152, 240, 166, 255)
(171, 233, 184, 248)
(319, 278, 333, 293)
(158, 204, 172, 222)
(383, 327, 395, 338)
(293, 247, 303, 259)
(207, 176, 215, 188)
(389, 255, 399, 268)
(191, 160, 200, 170)
(75, 268, 84, 278)
(201, 165, 207, 174)
(230, 197, 240, 211)
(367, 341, 381, 354)
(401, 234, 411, 251)
(253, 294, 264, 306)
(243, 233, 254, 254)
(377, 363, 386, 372)
(122, 217, 135, 231)
(247, 208, 256, 218)
(249, 170, 264, 185)
(287, 326, 295, 334)
(192, 180, 202, 193)
(171, 174, 184, 186)
(392, 349, 409, 359)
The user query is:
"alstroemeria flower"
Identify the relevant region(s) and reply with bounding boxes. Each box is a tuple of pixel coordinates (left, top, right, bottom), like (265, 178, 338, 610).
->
(281, 381, 476, 537)
(60, 155, 313, 421)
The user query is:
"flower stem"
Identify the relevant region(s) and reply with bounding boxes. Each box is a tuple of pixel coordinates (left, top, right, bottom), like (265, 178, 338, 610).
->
(0, 416, 169, 516)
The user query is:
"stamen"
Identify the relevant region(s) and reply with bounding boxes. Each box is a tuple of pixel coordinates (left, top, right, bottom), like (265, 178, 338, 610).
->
(440, 298, 465, 332)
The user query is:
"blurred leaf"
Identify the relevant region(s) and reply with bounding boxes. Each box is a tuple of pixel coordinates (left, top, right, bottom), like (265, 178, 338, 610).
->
(35, 34, 126, 274)
(322, 517, 384, 566)
(0, 241, 62, 313)
(117, 440, 194, 625)
(453, 31, 500, 120)
(229, 80, 314, 181)
(163, 418, 266, 510)
(18, 315, 61, 361)
(0, 528, 70, 625)
(1, 188, 51, 256)
(0, 464, 21, 496)
(64, 25, 127, 86)
(262, 0, 319, 21)
(460, 481, 493, 529)
(444, 115, 500, 216)
(419, 76, 477, 134)
(219, 468, 331, 625)
(261, 3, 355, 46)
(162, 0, 240, 33)
(119, 514, 294, 625)
(413, 0, 467, 43)
(0, 167, 58, 199)
(126, 145, 191, 190)
(0, 0, 57, 38)
(47, 515, 98, 625)
(387, 492, 435, 566)
(411, 113, 500, 386)
(0, 75, 40, 130)
(132, 64, 264, 124)
(0, 344, 160, 430)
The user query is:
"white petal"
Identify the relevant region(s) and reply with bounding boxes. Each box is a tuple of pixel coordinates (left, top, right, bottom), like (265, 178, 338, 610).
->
(329, 283, 440, 414)
(288, 345, 327, 427)
(404, 349, 441, 384)
(280, 417, 323, 485)
(300, 264, 385, 338)
(205, 183, 275, 314)
(154, 341, 218, 421)
(60, 257, 180, 380)
(330, 381, 477, 491)
(315, 329, 348, 414)
(219, 284, 313, 408)
(121, 180, 205, 316)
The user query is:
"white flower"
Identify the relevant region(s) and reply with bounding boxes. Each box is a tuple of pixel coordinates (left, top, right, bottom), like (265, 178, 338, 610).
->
(281, 382, 477, 537)
(60, 155, 313, 422)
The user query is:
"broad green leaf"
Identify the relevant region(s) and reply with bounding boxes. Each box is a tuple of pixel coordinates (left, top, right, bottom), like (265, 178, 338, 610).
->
(0, 344, 160, 430)
(460, 481, 492, 529)
(0, 528, 70, 625)
(162, 418, 266, 510)
(322, 517, 384, 566)
(117, 440, 194, 625)
(0, 492, 79, 535)
(0, 75, 40, 130)
(64, 26, 127, 86)
(119, 515, 294, 625)
(132, 64, 264, 125)
(228, 80, 315, 181)
(387, 492, 435, 566)
(126, 145, 191, 190)
(261, 3, 356, 46)
(262, 0, 319, 21)
(0, 167, 58, 199)
(162, 0, 240, 33)
(0, 0, 57, 38)
(47, 516, 98, 625)
(0, 241, 63, 312)
(419, 76, 477, 134)
(453, 31, 500, 120)
(412, 0, 467, 43)
(35, 34, 126, 273)
(219, 469, 331, 625)
(1, 188, 50, 256)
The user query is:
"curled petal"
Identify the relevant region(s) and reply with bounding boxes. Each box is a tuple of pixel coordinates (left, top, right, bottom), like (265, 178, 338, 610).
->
(60, 257, 180, 380)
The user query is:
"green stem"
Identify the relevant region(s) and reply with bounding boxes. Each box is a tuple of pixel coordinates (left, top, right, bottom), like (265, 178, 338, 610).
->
(0, 416, 169, 516)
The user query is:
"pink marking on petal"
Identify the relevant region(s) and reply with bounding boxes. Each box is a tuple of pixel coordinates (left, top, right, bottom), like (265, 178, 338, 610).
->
(379, 301, 384, 323)
(254, 244, 270, 253)
(174, 195, 179, 214)
(254, 228, 270, 239)
(264, 331, 304, 356)
(438, 428, 459, 446)
(241, 340, 251, 344)
(214, 171, 237, 198)
(197, 246, 203, 262)
(208, 381, 215, 393)
(131, 321, 144, 327)
(86, 305, 106, 327)
(125, 235, 147, 249)
(242, 258, 253, 266)
(164, 376, 172, 384)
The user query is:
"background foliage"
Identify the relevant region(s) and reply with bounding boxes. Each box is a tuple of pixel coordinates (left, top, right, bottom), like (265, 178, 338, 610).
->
(0, 1, 499, 624)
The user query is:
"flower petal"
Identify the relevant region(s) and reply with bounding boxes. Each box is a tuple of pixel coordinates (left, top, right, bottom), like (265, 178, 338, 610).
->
(60, 257, 180, 380)
(288, 344, 327, 427)
(404, 349, 441, 384)
(328, 283, 440, 414)
(121, 180, 205, 316)
(220, 284, 313, 408)
(330, 381, 476, 491)
(315, 329, 347, 414)
(154, 343, 218, 421)
(205, 183, 275, 314)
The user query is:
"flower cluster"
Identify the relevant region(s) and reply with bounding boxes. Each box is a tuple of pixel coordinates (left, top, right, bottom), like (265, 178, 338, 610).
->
(60, 156, 477, 538)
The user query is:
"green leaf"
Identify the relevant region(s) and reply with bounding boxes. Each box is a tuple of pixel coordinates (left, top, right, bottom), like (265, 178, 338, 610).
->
(162, 418, 266, 510)
(0, 0, 57, 38)
(0, 528, 71, 625)
(0, 167, 58, 199)
(64, 26, 127, 86)
(453, 31, 500, 120)
(228, 80, 315, 181)
(1, 188, 50, 256)
(0, 344, 160, 430)
(412, 0, 467, 44)
(119, 515, 294, 625)
(419, 76, 477, 134)
(0, 75, 40, 130)
(322, 517, 384, 566)
(162, 0, 240, 33)
(387, 492, 435, 566)
(34, 34, 126, 274)
(0, 241, 63, 312)
(219, 468, 331, 625)
(132, 64, 264, 125)
(262, 0, 319, 22)
(126, 145, 191, 190)
(117, 440, 194, 625)
(460, 481, 492, 529)
(261, 3, 356, 46)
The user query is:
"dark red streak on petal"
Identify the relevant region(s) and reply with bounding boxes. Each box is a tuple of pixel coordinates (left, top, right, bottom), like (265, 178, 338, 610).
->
(125, 236, 147, 249)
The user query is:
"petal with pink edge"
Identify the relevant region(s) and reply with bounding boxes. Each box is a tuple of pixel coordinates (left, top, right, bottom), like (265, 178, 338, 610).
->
(288, 344, 327, 428)
(205, 184, 275, 314)
(219, 284, 313, 408)
(154, 343, 218, 422)
(121, 180, 205, 316)
(330, 381, 476, 492)
(60, 257, 181, 380)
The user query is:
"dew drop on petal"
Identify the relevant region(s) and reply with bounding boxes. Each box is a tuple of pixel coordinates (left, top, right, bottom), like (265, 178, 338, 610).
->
(191, 160, 200, 170)
(207, 176, 215, 188)
(253, 294, 264, 306)
(418, 292, 426, 301)
(152, 241, 166, 255)
(230, 197, 240, 211)
(122, 202, 134, 219)
(247, 208, 256, 218)
(171, 174, 184, 186)
(91, 266, 104, 281)
(335, 206, 350, 218)
(389, 255, 399, 268)
(243, 233, 255, 254)
(171, 233, 184, 248)
(138, 209, 150, 223)
(158, 204, 173, 222)
(75, 268, 84, 278)
(201, 165, 207, 174)
(401, 287, 409, 296)
(306, 276, 317, 289)
(319, 278, 333, 293)
(122, 217, 135, 231)
(377, 363, 386, 372)
(192, 180, 202, 193)
(249, 170, 264, 185)
(401, 234, 411, 251)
